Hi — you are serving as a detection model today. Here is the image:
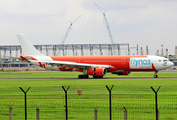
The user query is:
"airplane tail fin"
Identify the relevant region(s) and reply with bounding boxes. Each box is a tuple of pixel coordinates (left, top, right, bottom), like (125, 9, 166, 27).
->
(16, 33, 44, 56)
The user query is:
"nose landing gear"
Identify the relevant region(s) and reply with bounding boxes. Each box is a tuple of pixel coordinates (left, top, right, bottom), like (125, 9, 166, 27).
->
(154, 75, 158, 78)
(154, 71, 158, 78)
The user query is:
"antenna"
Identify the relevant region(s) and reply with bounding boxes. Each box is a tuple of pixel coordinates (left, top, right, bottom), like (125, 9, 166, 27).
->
(57, 14, 83, 56)
(94, 3, 117, 55)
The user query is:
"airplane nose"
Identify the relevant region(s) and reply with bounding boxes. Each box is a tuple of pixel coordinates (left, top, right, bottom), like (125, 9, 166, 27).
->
(169, 61, 174, 67)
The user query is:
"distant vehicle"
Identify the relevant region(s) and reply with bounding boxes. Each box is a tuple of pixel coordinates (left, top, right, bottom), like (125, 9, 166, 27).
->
(17, 34, 174, 79)
(0, 67, 5, 71)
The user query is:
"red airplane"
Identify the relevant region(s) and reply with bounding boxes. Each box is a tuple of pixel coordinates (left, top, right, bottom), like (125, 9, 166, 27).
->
(17, 34, 174, 79)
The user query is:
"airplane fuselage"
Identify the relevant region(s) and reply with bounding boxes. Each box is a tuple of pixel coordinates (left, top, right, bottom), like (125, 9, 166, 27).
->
(17, 33, 174, 79)
(25, 55, 173, 76)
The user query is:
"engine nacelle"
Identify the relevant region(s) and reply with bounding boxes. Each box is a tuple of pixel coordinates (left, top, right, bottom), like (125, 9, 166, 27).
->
(87, 67, 107, 76)
(112, 71, 131, 75)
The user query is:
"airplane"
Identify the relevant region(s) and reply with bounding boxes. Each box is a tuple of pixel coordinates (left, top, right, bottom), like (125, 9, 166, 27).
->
(16, 33, 174, 79)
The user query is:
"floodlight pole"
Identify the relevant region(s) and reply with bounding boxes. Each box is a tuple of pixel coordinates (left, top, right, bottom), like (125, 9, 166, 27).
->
(62, 86, 70, 120)
(151, 86, 161, 120)
(106, 85, 114, 120)
(19, 87, 31, 120)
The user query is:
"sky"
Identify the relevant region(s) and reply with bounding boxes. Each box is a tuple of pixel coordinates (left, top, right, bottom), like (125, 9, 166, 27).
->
(0, 0, 177, 55)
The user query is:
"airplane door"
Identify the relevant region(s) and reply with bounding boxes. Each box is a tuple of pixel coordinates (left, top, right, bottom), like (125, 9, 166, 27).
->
(153, 58, 157, 65)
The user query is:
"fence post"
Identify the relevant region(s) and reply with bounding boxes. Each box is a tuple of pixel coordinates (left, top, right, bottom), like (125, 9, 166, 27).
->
(157, 107, 160, 120)
(19, 87, 31, 120)
(151, 86, 161, 120)
(62, 86, 70, 120)
(36, 105, 40, 120)
(106, 85, 114, 120)
(9, 104, 13, 120)
(94, 106, 98, 120)
(158, 109, 159, 120)
(123, 107, 127, 120)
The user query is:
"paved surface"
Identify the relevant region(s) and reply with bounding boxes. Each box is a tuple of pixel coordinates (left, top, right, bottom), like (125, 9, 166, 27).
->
(0, 77, 177, 80)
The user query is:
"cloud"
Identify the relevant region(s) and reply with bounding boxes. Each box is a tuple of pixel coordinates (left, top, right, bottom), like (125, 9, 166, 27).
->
(0, 0, 177, 55)
(0, 0, 67, 15)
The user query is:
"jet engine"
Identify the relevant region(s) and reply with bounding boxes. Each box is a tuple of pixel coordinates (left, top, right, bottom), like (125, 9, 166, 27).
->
(87, 67, 107, 77)
(111, 71, 131, 75)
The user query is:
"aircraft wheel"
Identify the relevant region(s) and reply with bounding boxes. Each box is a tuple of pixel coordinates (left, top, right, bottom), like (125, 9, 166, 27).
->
(93, 76, 97, 78)
(84, 75, 89, 78)
(78, 75, 83, 79)
(98, 76, 103, 78)
(154, 75, 158, 78)
(78, 75, 89, 79)
(93, 74, 97, 78)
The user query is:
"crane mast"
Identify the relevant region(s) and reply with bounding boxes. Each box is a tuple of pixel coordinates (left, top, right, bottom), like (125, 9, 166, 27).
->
(94, 3, 117, 55)
(57, 14, 83, 56)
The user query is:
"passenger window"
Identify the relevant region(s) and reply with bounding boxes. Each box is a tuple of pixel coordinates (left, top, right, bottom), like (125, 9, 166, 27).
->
(158, 60, 161, 62)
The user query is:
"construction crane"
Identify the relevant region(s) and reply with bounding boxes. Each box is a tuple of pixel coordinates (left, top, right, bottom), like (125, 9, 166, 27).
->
(57, 14, 83, 56)
(94, 3, 117, 55)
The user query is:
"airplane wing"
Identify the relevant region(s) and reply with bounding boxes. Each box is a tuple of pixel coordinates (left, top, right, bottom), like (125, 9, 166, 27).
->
(29, 59, 114, 70)
(48, 60, 114, 70)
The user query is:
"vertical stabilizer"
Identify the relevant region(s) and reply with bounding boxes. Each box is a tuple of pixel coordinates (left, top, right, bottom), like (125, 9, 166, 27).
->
(16, 33, 44, 56)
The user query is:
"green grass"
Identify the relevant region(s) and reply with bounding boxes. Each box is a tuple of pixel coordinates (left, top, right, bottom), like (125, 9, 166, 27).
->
(0, 71, 177, 120)
(0, 70, 177, 78)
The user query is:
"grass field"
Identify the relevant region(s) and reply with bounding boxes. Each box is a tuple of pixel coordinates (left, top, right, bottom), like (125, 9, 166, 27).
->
(0, 71, 177, 120)
(0, 70, 177, 78)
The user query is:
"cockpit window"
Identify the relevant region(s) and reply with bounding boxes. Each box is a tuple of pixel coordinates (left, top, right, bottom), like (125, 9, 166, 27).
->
(158, 60, 161, 62)
(163, 60, 167, 66)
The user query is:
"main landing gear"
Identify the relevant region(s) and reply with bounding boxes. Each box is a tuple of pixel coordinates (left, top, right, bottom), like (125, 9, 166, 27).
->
(78, 75, 89, 79)
(78, 74, 103, 79)
(93, 75, 103, 78)
(154, 71, 158, 78)
(93, 73, 103, 78)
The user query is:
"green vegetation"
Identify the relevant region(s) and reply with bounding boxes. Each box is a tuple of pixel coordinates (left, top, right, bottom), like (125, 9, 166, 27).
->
(0, 71, 177, 119)
(0, 70, 177, 78)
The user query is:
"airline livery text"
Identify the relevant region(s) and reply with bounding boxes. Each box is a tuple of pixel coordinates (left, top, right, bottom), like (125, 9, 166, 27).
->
(130, 58, 152, 69)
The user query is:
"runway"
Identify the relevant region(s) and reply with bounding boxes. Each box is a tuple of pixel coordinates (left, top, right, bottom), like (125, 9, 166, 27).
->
(0, 77, 177, 80)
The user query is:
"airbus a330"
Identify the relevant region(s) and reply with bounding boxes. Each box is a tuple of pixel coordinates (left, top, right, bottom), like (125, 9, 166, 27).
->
(17, 33, 174, 79)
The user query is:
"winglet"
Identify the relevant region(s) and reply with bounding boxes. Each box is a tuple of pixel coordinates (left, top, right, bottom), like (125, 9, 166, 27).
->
(16, 33, 44, 56)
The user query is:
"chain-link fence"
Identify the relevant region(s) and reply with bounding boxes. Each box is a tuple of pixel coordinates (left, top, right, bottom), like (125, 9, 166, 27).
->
(0, 85, 177, 120)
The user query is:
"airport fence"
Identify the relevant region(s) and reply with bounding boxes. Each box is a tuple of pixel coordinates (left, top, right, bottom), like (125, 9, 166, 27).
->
(0, 85, 177, 120)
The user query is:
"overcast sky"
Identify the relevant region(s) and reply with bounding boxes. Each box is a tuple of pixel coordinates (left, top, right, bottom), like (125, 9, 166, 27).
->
(0, 0, 177, 55)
